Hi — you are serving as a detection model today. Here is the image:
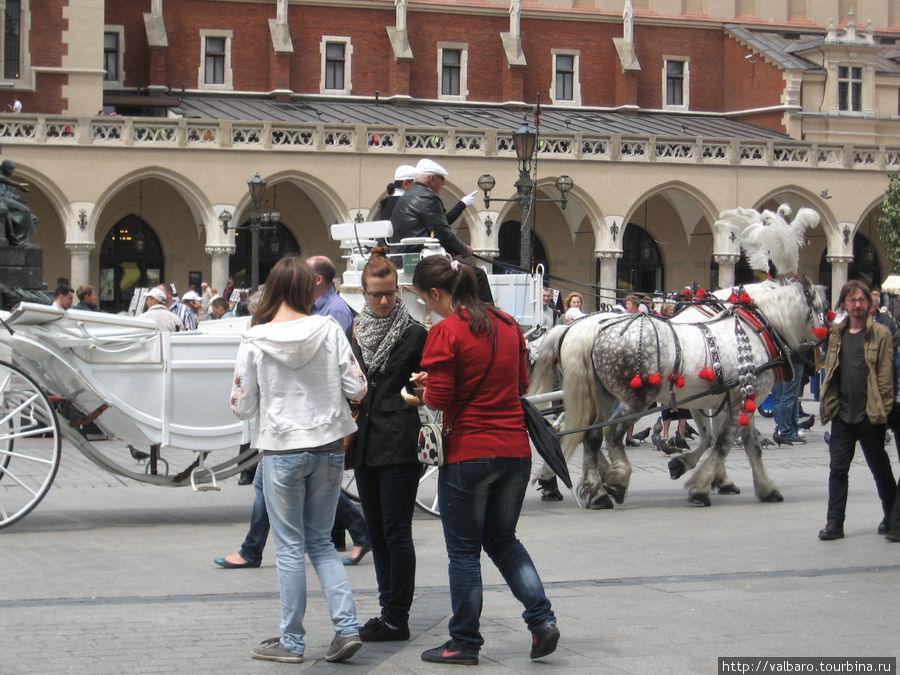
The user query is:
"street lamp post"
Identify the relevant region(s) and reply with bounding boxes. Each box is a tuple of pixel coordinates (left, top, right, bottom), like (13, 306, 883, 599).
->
(478, 121, 573, 270)
(219, 174, 280, 291)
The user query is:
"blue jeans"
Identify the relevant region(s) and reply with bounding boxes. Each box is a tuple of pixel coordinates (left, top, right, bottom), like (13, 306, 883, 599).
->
(238, 462, 269, 566)
(438, 457, 555, 653)
(262, 441, 359, 654)
(355, 462, 421, 627)
(773, 357, 804, 436)
(333, 492, 370, 548)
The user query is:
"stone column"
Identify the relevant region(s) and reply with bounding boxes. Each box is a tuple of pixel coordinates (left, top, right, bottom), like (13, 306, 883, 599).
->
(207, 246, 235, 295)
(66, 242, 95, 287)
(826, 255, 854, 306)
(595, 250, 622, 310)
(713, 254, 740, 291)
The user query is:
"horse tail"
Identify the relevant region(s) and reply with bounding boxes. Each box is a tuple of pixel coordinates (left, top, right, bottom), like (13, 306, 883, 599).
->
(557, 320, 607, 461)
(528, 324, 568, 396)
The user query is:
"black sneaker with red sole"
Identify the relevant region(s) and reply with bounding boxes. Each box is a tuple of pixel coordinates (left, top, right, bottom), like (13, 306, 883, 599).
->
(421, 640, 478, 666)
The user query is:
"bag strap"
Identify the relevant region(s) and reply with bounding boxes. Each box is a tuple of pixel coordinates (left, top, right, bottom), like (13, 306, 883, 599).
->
(445, 319, 498, 434)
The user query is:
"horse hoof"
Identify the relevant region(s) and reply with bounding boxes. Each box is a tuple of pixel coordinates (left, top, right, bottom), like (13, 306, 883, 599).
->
(605, 484, 627, 505)
(687, 493, 711, 507)
(668, 458, 687, 480)
(760, 490, 784, 503)
(587, 494, 614, 510)
(717, 484, 741, 495)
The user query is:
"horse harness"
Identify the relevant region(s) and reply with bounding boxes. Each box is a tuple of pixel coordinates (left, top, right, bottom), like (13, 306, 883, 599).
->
(556, 302, 794, 436)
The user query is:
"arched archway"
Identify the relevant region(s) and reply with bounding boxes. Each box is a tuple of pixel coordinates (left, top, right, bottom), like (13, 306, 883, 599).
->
(819, 233, 881, 289)
(493, 220, 549, 275)
(228, 221, 300, 288)
(99, 215, 164, 313)
(612, 224, 664, 294)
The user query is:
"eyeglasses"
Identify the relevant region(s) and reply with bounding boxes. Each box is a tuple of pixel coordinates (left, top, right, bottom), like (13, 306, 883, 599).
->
(364, 290, 397, 300)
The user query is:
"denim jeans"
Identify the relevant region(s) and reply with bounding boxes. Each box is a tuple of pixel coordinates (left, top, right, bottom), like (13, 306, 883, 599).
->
(355, 462, 421, 627)
(333, 491, 370, 548)
(773, 357, 804, 436)
(438, 457, 555, 653)
(827, 416, 896, 525)
(262, 441, 359, 654)
(238, 461, 269, 566)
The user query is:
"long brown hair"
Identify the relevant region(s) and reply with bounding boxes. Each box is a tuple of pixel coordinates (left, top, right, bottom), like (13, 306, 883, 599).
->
(836, 279, 872, 310)
(412, 256, 513, 336)
(362, 246, 398, 289)
(251, 255, 316, 326)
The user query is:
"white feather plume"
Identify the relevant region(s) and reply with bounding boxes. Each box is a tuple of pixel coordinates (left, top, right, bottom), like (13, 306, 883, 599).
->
(717, 204, 820, 278)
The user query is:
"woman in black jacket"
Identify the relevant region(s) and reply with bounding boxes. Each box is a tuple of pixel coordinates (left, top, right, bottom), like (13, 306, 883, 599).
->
(351, 247, 427, 642)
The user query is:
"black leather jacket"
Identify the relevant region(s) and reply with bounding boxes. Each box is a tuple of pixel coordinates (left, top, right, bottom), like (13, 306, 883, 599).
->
(351, 320, 428, 467)
(389, 182, 468, 256)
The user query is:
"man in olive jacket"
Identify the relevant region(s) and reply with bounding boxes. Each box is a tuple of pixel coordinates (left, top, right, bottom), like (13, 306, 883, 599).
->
(818, 279, 897, 541)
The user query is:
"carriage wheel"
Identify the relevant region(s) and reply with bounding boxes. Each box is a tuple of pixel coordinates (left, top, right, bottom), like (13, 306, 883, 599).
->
(0, 362, 61, 530)
(415, 464, 440, 517)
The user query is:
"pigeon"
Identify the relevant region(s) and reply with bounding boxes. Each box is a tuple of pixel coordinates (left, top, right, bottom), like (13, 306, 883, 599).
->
(632, 427, 651, 441)
(128, 444, 150, 463)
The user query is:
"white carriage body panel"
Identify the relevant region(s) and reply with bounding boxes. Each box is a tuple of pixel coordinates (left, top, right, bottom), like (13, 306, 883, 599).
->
(0, 303, 248, 452)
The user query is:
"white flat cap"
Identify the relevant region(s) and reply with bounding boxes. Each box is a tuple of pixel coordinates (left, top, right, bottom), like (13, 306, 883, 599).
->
(394, 164, 417, 181)
(415, 158, 448, 177)
(146, 288, 166, 304)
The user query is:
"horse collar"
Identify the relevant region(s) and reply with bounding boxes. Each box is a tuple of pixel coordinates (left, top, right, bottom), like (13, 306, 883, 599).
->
(735, 306, 789, 384)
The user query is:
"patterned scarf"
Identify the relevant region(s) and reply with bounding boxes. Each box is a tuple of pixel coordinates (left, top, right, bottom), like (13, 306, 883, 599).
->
(354, 298, 412, 375)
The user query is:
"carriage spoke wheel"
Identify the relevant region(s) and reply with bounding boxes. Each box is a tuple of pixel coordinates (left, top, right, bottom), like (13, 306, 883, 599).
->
(415, 465, 440, 517)
(0, 362, 61, 530)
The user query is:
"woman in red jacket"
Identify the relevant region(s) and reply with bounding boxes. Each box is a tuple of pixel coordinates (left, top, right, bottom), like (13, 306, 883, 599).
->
(412, 256, 559, 666)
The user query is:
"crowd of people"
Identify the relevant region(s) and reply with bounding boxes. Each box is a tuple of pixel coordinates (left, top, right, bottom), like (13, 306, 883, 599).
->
(219, 158, 560, 666)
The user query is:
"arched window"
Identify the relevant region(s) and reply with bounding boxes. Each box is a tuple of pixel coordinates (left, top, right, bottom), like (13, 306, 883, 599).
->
(99, 215, 164, 313)
(493, 220, 549, 275)
(819, 233, 881, 290)
(611, 223, 663, 295)
(228, 222, 300, 288)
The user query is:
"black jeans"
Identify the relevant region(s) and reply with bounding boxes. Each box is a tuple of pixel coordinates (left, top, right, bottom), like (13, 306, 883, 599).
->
(355, 462, 421, 627)
(827, 416, 896, 525)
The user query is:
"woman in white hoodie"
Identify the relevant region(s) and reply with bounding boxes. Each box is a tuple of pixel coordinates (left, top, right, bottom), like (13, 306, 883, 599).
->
(230, 256, 367, 664)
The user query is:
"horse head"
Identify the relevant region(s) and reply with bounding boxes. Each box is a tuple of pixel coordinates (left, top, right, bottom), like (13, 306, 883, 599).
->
(751, 277, 828, 350)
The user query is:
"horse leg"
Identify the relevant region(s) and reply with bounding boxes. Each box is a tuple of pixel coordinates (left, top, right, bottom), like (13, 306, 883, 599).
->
(685, 416, 738, 506)
(580, 427, 615, 509)
(741, 423, 783, 502)
(601, 421, 633, 505)
(668, 414, 711, 479)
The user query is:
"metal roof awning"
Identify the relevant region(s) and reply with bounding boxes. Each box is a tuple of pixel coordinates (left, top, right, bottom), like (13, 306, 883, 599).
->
(170, 95, 791, 140)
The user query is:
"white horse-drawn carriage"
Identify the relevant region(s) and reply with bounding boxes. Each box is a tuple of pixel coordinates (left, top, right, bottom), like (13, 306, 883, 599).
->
(0, 219, 549, 529)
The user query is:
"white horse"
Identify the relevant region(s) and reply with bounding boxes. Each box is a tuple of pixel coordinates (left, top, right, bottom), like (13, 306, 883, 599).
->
(530, 278, 828, 509)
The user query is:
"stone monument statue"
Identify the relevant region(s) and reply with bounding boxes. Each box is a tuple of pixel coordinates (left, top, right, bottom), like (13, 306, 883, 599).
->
(0, 159, 38, 247)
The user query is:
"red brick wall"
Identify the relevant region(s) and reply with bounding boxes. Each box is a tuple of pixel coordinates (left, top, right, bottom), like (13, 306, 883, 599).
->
(23, 0, 68, 113)
(106, 0, 152, 90)
(99, 1, 788, 125)
(722, 34, 786, 130)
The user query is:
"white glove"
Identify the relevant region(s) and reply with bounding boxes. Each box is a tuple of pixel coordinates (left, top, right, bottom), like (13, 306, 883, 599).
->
(462, 190, 479, 207)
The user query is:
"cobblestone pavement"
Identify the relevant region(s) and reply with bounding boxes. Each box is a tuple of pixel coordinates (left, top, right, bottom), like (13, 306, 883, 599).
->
(1, 404, 899, 673)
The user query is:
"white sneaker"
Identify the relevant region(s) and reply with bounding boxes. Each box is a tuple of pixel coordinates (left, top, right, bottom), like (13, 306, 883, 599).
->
(797, 429, 807, 438)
